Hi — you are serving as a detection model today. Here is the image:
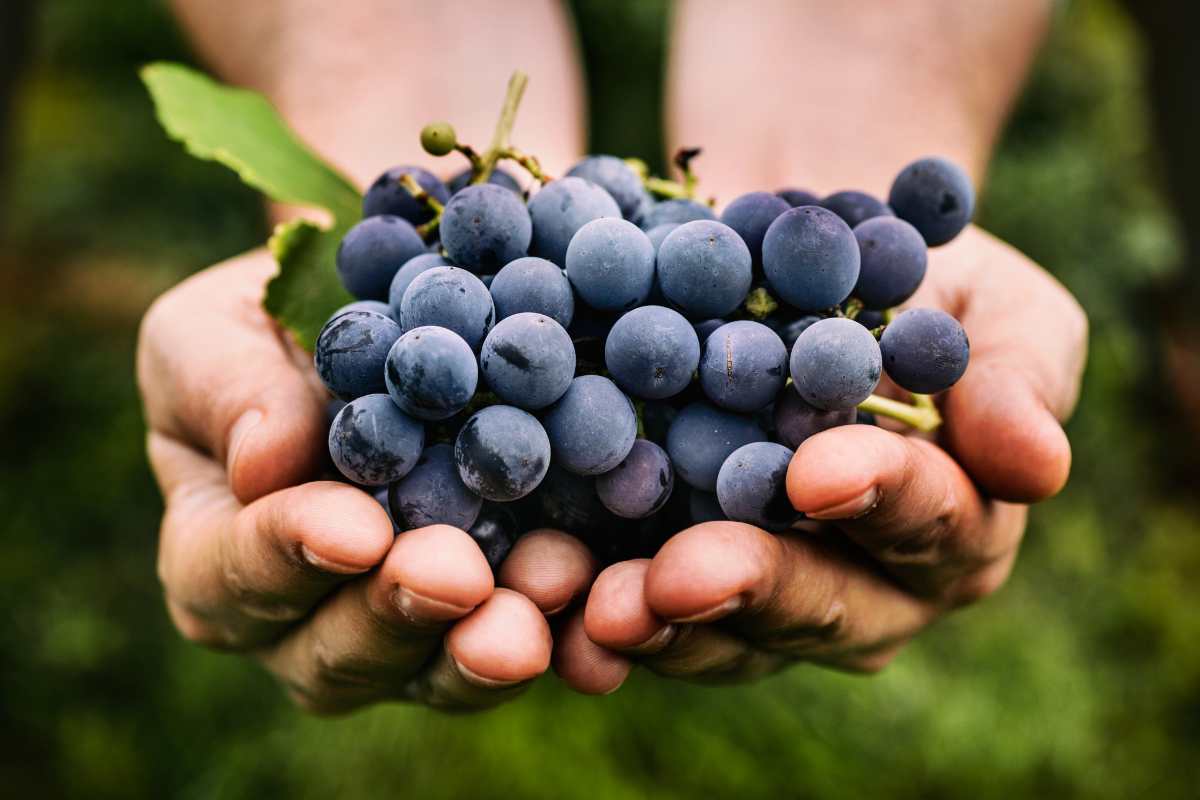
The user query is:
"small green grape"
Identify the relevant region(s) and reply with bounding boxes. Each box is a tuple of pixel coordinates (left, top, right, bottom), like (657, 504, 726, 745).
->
(420, 122, 457, 156)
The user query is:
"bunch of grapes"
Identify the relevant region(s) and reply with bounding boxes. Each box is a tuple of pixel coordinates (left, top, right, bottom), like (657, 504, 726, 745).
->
(316, 78, 972, 571)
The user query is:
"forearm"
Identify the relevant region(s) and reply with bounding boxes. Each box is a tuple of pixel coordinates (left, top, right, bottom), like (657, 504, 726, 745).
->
(170, 0, 586, 189)
(668, 0, 1051, 200)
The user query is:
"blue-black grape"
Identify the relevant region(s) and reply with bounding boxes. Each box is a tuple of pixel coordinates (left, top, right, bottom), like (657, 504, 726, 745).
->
(879, 308, 969, 393)
(821, 190, 894, 228)
(716, 441, 798, 531)
(789, 317, 882, 410)
(770, 314, 821, 351)
(372, 487, 402, 534)
(888, 157, 975, 246)
(385, 325, 478, 421)
(387, 253, 450, 318)
(454, 405, 550, 501)
(689, 488, 727, 523)
(535, 464, 612, 535)
(448, 167, 522, 195)
(565, 217, 656, 311)
(328, 393, 424, 486)
(439, 183, 532, 272)
(595, 439, 674, 519)
(720, 191, 791, 268)
(657, 220, 753, 318)
(489, 256, 574, 327)
(776, 188, 820, 207)
(604, 305, 700, 400)
(646, 223, 680, 253)
(363, 165, 449, 226)
(467, 503, 521, 571)
(566, 155, 644, 219)
(398, 266, 495, 351)
(387, 443, 482, 531)
(762, 206, 860, 311)
(640, 400, 678, 445)
(852, 216, 928, 309)
(542, 375, 637, 475)
(640, 198, 715, 229)
(314, 310, 402, 400)
(527, 177, 621, 266)
(336, 215, 427, 300)
(773, 387, 856, 448)
(666, 401, 767, 491)
(479, 312, 576, 410)
(698, 320, 788, 413)
(329, 299, 392, 324)
(855, 309, 887, 330)
(693, 318, 726, 345)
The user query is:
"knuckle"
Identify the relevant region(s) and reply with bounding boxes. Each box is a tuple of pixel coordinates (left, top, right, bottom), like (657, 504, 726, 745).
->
(949, 559, 1014, 606)
(308, 637, 375, 691)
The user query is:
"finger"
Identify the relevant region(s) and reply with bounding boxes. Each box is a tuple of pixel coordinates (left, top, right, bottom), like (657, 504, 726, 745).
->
(258, 525, 496, 715)
(786, 424, 1022, 597)
(552, 610, 632, 695)
(151, 433, 393, 649)
(921, 228, 1086, 502)
(498, 529, 598, 615)
(642, 522, 936, 665)
(138, 251, 326, 503)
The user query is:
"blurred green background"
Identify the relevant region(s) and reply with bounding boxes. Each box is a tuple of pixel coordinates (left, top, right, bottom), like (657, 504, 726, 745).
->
(2, 0, 1198, 797)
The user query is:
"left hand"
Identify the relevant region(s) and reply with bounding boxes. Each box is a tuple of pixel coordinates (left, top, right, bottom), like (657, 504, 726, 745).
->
(552, 226, 1088, 692)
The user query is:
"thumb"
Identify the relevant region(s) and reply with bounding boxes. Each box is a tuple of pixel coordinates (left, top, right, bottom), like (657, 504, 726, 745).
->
(138, 250, 327, 504)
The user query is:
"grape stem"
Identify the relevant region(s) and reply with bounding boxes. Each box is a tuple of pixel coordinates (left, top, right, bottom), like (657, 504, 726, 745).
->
(842, 298, 864, 320)
(473, 71, 529, 185)
(858, 393, 942, 432)
(397, 173, 445, 238)
(498, 145, 552, 184)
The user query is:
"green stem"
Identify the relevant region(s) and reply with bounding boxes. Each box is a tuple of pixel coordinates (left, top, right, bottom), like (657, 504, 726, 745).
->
(645, 176, 691, 199)
(858, 393, 942, 432)
(397, 173, 445, 238)
(843, 298, 864, 320)
(473, 71, 529, 185)
(455, 143, 483, 171)
(498, 145, 552, 183)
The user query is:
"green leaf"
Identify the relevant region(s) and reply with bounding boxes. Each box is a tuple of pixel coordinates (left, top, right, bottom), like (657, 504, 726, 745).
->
(141, 62, 364, 349)
(265, 219, 353, 350)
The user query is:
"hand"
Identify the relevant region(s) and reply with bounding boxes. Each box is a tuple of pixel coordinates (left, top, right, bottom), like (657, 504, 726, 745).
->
(137, 250, 597, 713)
(553, 226, 1088, 692)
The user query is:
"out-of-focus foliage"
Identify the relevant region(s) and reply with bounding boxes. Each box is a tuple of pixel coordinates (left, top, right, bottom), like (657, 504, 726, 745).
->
(1, 0, 1197, 797)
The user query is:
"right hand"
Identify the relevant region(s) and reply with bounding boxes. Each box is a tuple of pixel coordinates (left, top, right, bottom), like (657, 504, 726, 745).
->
(137, 249, 599, 713)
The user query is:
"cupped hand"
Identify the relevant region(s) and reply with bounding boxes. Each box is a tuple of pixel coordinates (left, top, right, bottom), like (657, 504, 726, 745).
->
(137, 251, 597, 713)
(555, 226, 1088, 692)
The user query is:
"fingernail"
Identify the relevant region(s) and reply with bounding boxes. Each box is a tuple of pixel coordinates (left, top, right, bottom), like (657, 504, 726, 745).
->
(299, 544, 369, 575)
(627, 624, 676, 655)
(669, 596, 743, 624)
(805, 487, 880, 520)
(393, 586, 475, 624)
(452, 657, 524, 690)
(226, 409, 263, 474)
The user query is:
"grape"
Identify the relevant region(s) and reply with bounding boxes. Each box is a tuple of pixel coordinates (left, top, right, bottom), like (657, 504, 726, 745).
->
(440, 183, 532, 272)
(314, 310, 402, 400)
(666, 401, 767, 492)
(328, 299, 392, 324)
(454, 405, 550, 501)
(640, 401, 678, 445)
(420, 122, 457, 156)
(821, 190, 893, 228)
(888, 157, 975, 246)
(852, 216, 928, 309)
(542, 375, 637, 475)
(479, 312, 576, 410)
(770, 314, 821, 351)
(566, 155, 644, 219)
(640, 198, 715, 229)
(855, 309, 887, 330)
(398, 266, 495, 351)
(629, 189, 656, 228)
(336, 215, 427, 300)
(387, 253, 450, 318)
(776, 188, 820, 207)
(536, 464, 612, 535)
(879, 308, 969, 393)
(773, 388, 856, 449)
(762, 206, 860, 311)
(387, 443, 482, 531)
(527, 176, 621, 267)
(645, 222, 680, 253)
(656, 220, 753, 318)
(856, 410, 878, 426)
(448, 167, 522, 195)
(325, 398, 347, 429)
(604, 305, 700, 399)
(385, 326, 478, 421)
(328, 394, 424, 486)
(698, 320, 788, 413)
(716, 442, 798, 531)
(693, 318, 726, 345)
(467, 503, 521, 571)
(372, 487, 402, 534)
(489, 256, 574, 327)
(595, 439, 674, 519)
(689, 488, 727, 523)
(363, 165, 449, 226)
(719, 191, 791, 268)
(565, 217, 656, 311)
(789, 317, 882, 410)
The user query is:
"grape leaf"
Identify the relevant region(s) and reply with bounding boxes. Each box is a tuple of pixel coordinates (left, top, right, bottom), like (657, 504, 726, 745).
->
(141, 62, 362, 349)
